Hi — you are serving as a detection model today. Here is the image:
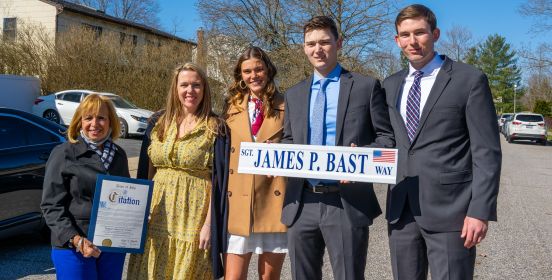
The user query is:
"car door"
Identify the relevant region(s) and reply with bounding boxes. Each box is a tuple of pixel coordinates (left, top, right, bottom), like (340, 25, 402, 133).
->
(0, 113, 64, 238)
(56, 92, 82, 124)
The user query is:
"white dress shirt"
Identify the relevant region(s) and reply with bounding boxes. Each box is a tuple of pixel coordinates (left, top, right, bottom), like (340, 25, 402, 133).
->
(399, 53, 445, 125)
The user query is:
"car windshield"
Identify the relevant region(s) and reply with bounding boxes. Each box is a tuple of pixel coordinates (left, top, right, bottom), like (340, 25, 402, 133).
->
(106, 96, 137, 109)
(516, 115, 544, 122)
(501, 114, 513, 119)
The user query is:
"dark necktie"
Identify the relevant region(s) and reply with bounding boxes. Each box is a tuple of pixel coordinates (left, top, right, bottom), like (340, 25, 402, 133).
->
(310, 78, 330, 145)
(406, 71, 423, 142)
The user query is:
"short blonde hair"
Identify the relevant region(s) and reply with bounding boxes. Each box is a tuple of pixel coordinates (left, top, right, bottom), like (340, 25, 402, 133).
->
(67, 94, 120, 143)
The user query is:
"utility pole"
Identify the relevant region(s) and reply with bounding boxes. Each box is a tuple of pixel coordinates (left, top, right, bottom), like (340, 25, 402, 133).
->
(513, 84, 517, 113)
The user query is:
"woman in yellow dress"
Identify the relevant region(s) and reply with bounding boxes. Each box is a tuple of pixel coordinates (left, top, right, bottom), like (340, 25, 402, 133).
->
(127, 62, 220, 279)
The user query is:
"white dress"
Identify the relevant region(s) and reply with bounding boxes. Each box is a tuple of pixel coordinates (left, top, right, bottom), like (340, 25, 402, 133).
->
(225, 99, 288, 254)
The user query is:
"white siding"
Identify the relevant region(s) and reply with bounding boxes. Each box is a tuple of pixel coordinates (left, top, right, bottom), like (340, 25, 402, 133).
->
(0, 0, 57, 39)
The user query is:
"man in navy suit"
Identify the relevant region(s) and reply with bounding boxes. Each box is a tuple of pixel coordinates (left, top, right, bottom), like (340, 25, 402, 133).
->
(383, 4, 501, 280)
(281, 15, 394, 280)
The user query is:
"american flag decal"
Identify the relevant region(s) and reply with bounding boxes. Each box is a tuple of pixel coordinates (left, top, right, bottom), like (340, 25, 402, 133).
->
(373, 150, 396, 163)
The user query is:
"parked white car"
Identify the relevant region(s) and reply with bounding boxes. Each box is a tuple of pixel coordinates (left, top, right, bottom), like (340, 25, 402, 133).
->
(32, 90, 153, 138)
(505, 112, 547, 145)
(498, 113, 513, 133)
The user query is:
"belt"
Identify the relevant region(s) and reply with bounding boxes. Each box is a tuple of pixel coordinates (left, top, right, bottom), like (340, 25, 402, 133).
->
(303, 182, 340, 194)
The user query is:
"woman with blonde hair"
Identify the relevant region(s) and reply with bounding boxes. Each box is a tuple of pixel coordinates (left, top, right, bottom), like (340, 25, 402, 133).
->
(222, 46, 287, 280)
(127, 62, 221, 279)
(41, 94, 129, 279)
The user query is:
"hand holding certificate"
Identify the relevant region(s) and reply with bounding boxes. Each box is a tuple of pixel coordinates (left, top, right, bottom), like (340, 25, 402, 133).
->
(88, 175, 154, 253)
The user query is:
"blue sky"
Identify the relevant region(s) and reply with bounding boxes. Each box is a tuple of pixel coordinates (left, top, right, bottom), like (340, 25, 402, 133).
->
(158, 0, 548, 52)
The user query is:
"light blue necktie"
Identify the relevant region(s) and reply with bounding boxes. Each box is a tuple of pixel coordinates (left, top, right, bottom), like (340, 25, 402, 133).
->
(406, 71, 423, 142)
(310, 78, 330, 146)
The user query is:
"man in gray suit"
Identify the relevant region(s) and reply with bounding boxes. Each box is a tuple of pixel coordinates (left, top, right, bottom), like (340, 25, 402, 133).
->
(281, 16, 394, 280)
(383, 4, 501, 280)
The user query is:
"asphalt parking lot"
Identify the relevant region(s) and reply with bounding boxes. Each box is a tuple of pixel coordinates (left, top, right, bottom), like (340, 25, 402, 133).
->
(0, 136, 550, 280)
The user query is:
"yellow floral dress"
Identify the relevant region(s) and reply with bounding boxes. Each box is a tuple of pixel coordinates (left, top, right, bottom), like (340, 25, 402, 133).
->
(127, 119, 215, 280)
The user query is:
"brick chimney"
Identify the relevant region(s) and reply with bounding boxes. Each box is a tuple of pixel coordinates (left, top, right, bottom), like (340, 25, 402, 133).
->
(196, 28, 207, 71)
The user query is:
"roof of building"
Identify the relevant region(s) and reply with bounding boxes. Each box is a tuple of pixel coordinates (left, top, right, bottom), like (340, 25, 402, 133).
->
(39, 0, 196, 46)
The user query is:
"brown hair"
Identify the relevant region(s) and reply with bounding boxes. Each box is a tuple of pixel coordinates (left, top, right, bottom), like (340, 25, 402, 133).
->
(156, 62, 218, 141)
(303, 16, 339, 41)
(67, 94, 120, 143)
(225, 46, 279, 118)
(395, 4, 437, 33)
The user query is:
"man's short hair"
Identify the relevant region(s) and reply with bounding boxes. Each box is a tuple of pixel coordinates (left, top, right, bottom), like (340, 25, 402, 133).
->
(395, 4, 437, 33)
(303, 16, 339, 40)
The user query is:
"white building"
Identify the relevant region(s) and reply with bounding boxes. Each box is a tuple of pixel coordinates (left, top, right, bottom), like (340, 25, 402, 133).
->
(0, 0, 196, 49)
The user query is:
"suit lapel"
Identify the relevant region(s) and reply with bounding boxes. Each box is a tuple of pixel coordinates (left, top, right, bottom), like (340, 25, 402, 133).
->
(411, 56, 453, 144)
(227, 95, 254, 142)
(299, 76, 313, 144)
(390, 69, 410, 148)
(336, 70, 353, 145)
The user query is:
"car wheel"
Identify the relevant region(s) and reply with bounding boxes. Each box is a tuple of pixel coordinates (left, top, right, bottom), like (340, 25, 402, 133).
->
(119, 118, 128, 139)
(43, 109, 61, 124)
(507, 136, 513, 143)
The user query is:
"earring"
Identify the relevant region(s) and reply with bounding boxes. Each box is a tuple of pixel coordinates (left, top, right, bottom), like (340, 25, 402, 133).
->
(239, 80, 248, 90)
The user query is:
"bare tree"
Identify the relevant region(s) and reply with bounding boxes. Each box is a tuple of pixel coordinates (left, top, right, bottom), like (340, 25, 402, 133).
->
(437, 25, 474, 62)
(198, 0, 399, 89)
(68, 0, 160, 27)
(287, 0, 396, 60)
(198, 0, 293, 49)
(70, 0, 109, 11)
(520, 43, 552, 107)
(519, 0, 552, 32)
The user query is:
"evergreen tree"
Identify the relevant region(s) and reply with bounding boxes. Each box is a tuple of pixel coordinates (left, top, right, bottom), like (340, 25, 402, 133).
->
(533, 100, 552, 117)
(465, 34, 522, 113)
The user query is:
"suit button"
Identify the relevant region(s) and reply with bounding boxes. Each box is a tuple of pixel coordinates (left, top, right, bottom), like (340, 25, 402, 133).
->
(231, 147, 235, 153)
(409, 151, 414, 155)
(229, 169, 234, 174)
(274, 190, 281, 196)
(228, 191, 232, 197)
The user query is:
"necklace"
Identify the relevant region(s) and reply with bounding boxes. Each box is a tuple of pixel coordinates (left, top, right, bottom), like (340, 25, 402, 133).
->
(178, 116, 197, 137)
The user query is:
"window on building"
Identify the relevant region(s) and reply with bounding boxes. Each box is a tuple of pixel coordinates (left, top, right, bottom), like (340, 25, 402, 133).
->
(132, 35, 138, 46)
(82, 23, 102, 39)
(3, 17, 17, 41)
(119, 32, 126, 44)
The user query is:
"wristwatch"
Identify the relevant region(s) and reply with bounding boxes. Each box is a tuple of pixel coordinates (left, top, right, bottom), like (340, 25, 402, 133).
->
(68, 237, 75, 248)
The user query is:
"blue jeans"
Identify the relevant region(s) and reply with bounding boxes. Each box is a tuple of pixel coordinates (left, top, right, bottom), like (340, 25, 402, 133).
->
(51, 248, 125, 280)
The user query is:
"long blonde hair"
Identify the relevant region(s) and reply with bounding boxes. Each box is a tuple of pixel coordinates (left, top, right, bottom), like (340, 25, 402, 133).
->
(66, 94, 120, 143)
(156, 62, 218, 141)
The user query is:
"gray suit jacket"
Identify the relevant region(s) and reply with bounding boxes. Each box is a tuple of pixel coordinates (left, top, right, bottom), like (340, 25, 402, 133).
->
(383, 56, 501, 232)
(281, 68, 395, 227)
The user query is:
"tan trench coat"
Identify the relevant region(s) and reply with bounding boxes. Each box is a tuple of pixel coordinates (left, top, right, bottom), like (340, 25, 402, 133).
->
(226, 93, 287, 236)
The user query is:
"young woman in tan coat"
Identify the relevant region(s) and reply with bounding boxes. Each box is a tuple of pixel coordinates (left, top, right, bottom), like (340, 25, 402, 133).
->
(223, 46, 287, 280)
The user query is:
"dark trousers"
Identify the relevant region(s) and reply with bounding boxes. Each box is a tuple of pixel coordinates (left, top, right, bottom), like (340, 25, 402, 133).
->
(287, 190, 369, 280)
(51, 248, 126, 280)
(388, 205, 476, 280)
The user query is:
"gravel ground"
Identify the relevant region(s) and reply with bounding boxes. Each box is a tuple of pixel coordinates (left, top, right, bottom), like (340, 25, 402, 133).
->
(1, 136, 550, 279)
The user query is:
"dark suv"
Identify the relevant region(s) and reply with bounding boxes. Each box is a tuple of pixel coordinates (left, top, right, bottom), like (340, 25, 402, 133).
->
(0, 108, 66, 239)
